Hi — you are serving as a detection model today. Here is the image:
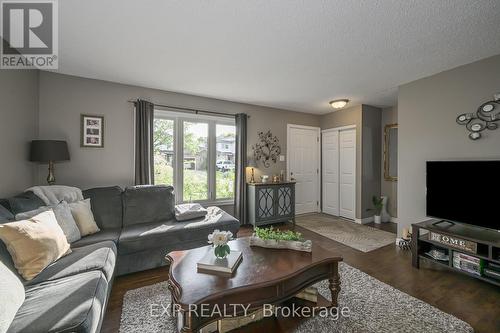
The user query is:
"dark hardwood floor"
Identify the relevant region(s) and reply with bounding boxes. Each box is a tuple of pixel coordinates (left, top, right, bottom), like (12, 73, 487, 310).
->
(102, 216, 500, 333)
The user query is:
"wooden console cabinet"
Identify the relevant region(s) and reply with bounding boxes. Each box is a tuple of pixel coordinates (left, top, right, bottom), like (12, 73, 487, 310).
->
(247, 182, 295, 227)
(412, 219, 500, 287)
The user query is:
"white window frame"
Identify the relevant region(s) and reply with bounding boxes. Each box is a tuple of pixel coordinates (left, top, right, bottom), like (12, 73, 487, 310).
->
(154, 109, 235, 205)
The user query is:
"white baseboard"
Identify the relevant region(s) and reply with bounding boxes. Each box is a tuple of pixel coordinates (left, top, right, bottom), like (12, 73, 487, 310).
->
(355, 216, 373, 224)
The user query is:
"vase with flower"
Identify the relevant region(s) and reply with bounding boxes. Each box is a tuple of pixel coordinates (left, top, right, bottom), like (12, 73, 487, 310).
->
(208, 229, 233, 259)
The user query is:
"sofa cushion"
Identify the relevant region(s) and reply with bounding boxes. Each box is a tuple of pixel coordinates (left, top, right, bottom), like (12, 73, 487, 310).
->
(83, 186, 123, 229)
(25, 241, 116, 286)
(122, 185, 175, 227)
(0, 204, 14, 222)
(8, 270, 108, 333)
(16, 201, 82, 243)
(7, 191, 45, 215)
(119, 207, 239, 255)
(0, 210, 71, 281)
(71, 228, 121, 248)
(0, 261, 25, 333)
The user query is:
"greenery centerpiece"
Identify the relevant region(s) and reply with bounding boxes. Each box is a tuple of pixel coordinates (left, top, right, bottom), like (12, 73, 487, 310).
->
(250, 227, 312, 252)
(208, 230, 234, 259)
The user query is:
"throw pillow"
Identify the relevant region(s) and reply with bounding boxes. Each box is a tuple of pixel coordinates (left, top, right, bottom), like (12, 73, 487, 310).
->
(68, 199, 100, 236)
(7, 191, 45, 215)
(0, 261, 25, 333)
(15, 201, 82, 243)
(0, 204, 14, 222)
(0, 210, 71, 281)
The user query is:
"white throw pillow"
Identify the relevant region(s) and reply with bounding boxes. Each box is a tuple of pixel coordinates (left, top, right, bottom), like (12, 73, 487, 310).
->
(15, 201, 82, 243)
(0, 210, 71, 280)
(68, 199, 100, 236)
(0, 261, 25, 333)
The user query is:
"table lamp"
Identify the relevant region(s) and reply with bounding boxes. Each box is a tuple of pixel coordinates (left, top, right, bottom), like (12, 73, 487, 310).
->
(247, 158, 257, 183)
(30, 140, 70, 185)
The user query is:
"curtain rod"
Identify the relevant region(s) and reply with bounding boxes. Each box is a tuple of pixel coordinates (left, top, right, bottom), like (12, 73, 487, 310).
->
(127, 99, 248, 118)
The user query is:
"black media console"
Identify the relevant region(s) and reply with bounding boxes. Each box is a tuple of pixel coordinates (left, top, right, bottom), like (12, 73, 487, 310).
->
(412, 219, 500, 287)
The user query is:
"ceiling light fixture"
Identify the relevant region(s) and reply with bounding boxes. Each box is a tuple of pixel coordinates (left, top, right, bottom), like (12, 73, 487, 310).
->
(329, 99, 349, 109)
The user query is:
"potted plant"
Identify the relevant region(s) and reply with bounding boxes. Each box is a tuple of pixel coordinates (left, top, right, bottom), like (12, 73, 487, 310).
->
(250, 227, 312, 252)
(368, 195, 384, 224)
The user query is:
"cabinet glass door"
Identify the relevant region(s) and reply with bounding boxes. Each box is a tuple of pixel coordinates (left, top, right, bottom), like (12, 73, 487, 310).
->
(256, 187, 275, 221)
(277, 185, 294, 218)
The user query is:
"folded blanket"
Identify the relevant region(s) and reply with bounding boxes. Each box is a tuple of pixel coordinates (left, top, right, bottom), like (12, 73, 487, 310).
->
(26, 186, 84, 206)
(175, 203, 208, 221)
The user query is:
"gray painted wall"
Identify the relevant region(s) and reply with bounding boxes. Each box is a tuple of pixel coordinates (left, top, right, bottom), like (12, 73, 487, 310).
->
(381, 106, 398, 217)
(0, 70, 38, 197)
(361, 105, 382, 219)
(398, 54, 500, 236)
(37, 72, 319, 190)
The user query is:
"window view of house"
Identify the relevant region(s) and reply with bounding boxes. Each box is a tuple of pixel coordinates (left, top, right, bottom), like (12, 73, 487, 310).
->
(153, 114, 235, 203)
(216, 124, 236, 199)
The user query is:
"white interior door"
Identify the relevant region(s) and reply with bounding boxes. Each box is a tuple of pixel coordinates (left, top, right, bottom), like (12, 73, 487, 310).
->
(322, 130, 339, 216)
(339, 129, 356, 219)
(287, 125, 320, 214)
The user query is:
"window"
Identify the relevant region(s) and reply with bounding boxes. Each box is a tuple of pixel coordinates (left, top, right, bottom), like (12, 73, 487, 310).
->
(154, 111, 235, 203)
(216, 124, 235, 199)
(153, 118, 174, 186)
(183, 121, 208, 201)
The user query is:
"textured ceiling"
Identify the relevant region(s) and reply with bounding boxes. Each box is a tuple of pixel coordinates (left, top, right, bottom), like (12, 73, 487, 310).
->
(54, 0, 500, 114)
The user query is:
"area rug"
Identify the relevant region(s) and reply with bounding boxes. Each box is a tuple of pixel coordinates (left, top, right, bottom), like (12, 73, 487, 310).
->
(295, 214, 396, 252)
(119, 263, 473, 333)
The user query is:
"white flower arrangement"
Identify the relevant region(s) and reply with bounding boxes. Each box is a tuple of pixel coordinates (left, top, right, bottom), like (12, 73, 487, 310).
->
(208, 229, 233, 258)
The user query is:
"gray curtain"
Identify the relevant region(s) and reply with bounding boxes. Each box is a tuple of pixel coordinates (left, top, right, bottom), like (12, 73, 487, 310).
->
(134, 99, 155, 185)
(234, 113, 248, 225)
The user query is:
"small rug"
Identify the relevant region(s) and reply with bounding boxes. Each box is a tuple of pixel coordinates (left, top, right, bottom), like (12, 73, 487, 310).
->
(296, 214, 396, 252)
(119, 263, 473, 333)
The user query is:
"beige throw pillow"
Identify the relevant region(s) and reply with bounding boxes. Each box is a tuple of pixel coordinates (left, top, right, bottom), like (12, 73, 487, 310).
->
(68, 199, 100, 236)
(0, 210, 71, 281)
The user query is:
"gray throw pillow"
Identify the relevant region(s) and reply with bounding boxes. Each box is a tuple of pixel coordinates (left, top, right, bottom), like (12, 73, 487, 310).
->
(15, 201, 82, 243)
(7, 191, 45, 215)
(0, 260, 25, 333)
(0, 205, 14, 222)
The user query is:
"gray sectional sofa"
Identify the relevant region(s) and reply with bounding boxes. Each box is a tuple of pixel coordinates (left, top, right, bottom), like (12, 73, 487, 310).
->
(0, 185, 240, 333)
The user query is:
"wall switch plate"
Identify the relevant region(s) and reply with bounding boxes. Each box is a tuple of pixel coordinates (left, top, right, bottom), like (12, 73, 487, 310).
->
(279, 155, 285, 162)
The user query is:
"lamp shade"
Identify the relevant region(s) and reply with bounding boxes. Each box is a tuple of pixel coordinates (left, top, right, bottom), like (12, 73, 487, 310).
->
(30, 140, 70, 162)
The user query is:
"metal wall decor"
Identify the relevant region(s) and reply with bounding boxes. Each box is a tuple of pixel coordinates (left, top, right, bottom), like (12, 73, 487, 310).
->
(252, 130, 281, 167)
(456, 95, 500, 140)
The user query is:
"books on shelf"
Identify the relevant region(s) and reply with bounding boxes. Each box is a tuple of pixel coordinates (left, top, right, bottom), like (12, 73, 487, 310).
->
(197, 250, 242, 276)
(452, 252, 484, 276)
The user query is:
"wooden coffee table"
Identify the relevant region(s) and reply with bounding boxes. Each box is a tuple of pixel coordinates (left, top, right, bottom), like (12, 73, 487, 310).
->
(165, 237, 342, 332)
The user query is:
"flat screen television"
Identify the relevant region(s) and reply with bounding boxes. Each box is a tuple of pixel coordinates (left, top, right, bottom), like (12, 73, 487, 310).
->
(426, 160, 500, 231)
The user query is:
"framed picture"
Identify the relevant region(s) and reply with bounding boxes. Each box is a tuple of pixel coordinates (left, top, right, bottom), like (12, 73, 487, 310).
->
(81, 114, 104, 148)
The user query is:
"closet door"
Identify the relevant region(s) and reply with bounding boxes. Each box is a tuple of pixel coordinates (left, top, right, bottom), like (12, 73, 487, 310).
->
(339, 129, 356, 220)
(322, 130, 339, 216)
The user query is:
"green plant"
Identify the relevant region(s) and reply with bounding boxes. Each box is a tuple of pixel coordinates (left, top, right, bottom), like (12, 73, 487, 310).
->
(254, 226, 303, 241)
(214, 244, 231, 258)
(367, 195, 384, 216)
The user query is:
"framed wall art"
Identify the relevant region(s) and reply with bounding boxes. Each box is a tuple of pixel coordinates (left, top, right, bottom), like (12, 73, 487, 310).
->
(81, 114, 104, 148)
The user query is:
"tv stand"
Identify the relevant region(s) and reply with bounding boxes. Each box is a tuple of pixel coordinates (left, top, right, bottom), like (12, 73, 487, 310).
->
(412, 219, 500, 287)
(431, 219, 455, 227)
